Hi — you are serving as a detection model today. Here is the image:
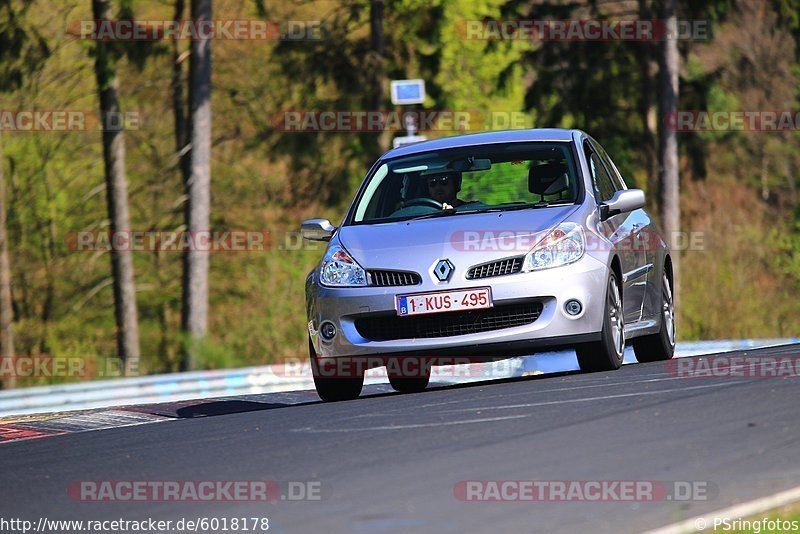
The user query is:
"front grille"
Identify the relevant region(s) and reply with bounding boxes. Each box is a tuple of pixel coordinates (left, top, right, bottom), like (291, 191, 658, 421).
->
(367, 269, 421, 287)
(354, 301, 543, 341)
(467, 257, 524, 279)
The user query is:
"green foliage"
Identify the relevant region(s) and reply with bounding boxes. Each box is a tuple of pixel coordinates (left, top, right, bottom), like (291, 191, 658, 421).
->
(778, 207, 800, 291)
(434, 0, 530, 127)
(1, 0, 800, 388)
(509, 1, 651, 184)
(0, 0, 50, 91)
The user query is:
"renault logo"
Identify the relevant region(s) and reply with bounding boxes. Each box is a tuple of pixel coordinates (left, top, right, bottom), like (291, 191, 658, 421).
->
(433, 259, 454, 282)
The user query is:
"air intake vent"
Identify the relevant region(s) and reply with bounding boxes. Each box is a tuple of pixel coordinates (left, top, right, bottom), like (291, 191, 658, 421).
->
(354, 301, 543, 341)
(466, 257, 524, 279)
(367, 270, 422, 287)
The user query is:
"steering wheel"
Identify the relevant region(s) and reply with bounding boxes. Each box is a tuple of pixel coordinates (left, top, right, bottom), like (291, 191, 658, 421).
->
(403, 197, 444, 210)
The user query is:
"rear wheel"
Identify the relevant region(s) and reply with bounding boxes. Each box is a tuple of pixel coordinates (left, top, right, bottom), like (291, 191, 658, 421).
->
(309, 338, 363, 402)
(387, 358, 431, 393)
(633, 271, 675, 362)
(576, 272, 625, 372)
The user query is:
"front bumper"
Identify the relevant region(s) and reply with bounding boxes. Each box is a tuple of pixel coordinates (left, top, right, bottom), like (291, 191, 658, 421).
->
(307, 253, 609, 360)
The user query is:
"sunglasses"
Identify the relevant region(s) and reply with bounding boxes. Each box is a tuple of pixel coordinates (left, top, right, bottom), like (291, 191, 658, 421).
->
(427, 176, 452, 186)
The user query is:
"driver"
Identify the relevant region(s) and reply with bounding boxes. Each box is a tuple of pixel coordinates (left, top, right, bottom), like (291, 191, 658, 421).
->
(425, 172, 464, 208)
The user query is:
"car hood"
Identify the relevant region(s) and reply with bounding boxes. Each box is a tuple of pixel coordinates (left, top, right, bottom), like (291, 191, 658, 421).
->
(337, 206, 580, 272)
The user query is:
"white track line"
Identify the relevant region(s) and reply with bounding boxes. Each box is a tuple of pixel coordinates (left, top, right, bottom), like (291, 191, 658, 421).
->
(292, 414, 530, 432)
(642, 484, 800, 534)
(434, 382, 736, 414)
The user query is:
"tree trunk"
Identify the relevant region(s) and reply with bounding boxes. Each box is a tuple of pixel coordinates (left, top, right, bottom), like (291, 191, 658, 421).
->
(658, 0, 681, 305)
(369, 0, 385, 112)
(92, 0, 141, 376)
(367, 0, 388, 159)
(172, 0, 190, 187)
(181, 0, 212, 371)
(637, 0, 658, 199)
(0, 133, 15, 389)
(39, 166, 57, 355)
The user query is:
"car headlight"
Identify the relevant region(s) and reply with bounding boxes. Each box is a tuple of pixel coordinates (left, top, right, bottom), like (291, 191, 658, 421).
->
(319, 243, 367, 287)
(522, 222, 585, 271)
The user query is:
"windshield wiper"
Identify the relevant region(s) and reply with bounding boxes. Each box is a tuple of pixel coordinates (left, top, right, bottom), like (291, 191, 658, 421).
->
(406, 208, 465, 221)
(482, 201, 573, 212)
(496, 202, 550, 211)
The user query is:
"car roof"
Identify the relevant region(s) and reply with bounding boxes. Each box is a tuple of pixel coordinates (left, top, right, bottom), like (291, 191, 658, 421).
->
(383, 128, 583, 159)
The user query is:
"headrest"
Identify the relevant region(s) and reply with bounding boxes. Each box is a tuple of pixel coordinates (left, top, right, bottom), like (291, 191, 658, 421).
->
(528, 161, 569, 196)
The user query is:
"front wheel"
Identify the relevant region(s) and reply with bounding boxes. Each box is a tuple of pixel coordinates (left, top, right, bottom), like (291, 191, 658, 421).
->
(309, 338, 363, 402)
(633, 271, 676, 363)
(576, 272, 625, 372)
(387, 358, 430, 393)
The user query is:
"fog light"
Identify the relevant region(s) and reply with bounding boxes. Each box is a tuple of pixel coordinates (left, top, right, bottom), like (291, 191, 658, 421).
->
(565, 299, 583, 316)
(320, 321, 337, 340)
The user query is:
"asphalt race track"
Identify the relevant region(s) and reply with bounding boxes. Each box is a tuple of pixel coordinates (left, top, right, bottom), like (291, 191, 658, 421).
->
(1, 343, 798, 533)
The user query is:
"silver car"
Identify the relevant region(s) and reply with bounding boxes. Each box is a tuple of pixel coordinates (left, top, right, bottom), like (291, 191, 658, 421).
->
(302, 129, 675, 401)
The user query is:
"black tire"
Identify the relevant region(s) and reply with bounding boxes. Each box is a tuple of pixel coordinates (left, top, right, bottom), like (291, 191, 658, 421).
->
(387, 358, 430, 393)
(633, 271, 676, 363)
(309, 338, 363, 402)
(576, 272, 625, 372)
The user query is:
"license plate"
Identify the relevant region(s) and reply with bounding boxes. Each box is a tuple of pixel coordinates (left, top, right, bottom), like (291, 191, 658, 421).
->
(396, 287, 492, 317)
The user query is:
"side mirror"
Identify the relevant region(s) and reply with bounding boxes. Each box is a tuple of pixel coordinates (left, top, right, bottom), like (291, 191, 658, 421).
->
(301, 219, 337, 241)
(600, 189, 645, 220)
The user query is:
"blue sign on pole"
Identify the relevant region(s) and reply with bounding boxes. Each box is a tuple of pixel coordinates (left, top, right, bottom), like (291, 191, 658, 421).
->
(390, 79, 426, 105)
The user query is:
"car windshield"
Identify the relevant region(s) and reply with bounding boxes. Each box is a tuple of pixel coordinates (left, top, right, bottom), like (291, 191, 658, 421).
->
(350, 142, 580, 224)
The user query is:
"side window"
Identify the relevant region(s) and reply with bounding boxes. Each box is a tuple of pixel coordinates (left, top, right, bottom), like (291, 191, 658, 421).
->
(585, 143, 616, 202)
(594, 142, 626, 190)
